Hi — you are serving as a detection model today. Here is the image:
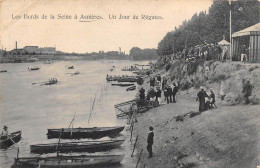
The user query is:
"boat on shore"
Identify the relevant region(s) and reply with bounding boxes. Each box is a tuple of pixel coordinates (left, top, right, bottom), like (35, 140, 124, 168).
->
(111, 83, 135, 87)
(30, 139, 125, 154)
(12, 154, 124, 168)
(47, 126, 125, 139)
(0, 131, 22, 149)
(126, 85, 136, 91)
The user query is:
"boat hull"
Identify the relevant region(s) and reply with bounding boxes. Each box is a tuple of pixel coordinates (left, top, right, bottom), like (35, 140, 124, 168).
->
(47, 126, 124, 139)
(13, 154, 124, 168)
(30, 139, 125, 154)
(0, 131, 22, 149)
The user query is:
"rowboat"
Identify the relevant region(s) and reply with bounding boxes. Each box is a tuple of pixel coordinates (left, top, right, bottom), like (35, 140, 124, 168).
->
(47, 126, 124, 139)
(118, 77, 138, 82)
(0, 70, 7, 73)
(13, 154, 124, 168)
(29, 67, 40, 71)
(111, 83, 134, 87)
(30, 139, 125, 154)
(126, 85, 136, 91)
(0, 131, 22, 149)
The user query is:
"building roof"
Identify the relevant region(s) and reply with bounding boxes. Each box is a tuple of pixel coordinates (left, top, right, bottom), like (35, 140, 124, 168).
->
(218, 39, 230, 45)
(232, 22, 260, 37)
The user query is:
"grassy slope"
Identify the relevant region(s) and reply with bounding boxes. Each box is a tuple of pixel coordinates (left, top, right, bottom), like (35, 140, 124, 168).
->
(133, 96, 260, 168)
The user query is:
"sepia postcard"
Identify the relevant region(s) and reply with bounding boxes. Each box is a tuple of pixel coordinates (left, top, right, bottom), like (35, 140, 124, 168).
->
(0, 0, 259, 167)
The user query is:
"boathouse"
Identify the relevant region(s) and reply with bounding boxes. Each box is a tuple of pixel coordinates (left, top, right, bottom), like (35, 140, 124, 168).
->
(232, 23, 260, 63)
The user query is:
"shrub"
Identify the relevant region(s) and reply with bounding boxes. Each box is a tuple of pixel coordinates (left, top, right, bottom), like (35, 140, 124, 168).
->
(249, 65, 259, 72)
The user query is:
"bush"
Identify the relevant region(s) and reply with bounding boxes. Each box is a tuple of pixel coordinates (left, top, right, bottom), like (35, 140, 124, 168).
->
(249, 65, 259, 72)
(165, 64, 171, 72)
(181, 81, 191, 90)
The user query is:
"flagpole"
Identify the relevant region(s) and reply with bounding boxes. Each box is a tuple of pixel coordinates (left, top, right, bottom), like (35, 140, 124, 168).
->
(229, 0, 232, 62)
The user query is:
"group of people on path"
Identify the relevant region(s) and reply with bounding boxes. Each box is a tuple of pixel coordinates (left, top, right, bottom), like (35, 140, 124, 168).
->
(197, 86, 217, 112)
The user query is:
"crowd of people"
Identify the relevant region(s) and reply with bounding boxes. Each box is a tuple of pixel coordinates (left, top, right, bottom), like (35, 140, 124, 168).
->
(160, 42, 230, 65)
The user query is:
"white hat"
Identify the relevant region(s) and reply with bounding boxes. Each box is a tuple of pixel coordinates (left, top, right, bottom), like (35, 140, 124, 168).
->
(200, 86, 204, 90)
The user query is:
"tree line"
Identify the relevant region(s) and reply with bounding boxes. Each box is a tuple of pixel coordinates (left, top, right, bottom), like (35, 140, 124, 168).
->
(157, 0, 259, 56)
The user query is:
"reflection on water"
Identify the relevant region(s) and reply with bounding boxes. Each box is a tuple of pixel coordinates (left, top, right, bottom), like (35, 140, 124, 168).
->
(0, 60, 148, 167)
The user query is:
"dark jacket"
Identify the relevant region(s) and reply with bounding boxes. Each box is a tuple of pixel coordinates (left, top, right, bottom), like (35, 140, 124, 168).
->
(167, 86, 172, 96)
(147, 131, 154, 145)
(155, 89, 162, 97)
(172, 86, 179, 95)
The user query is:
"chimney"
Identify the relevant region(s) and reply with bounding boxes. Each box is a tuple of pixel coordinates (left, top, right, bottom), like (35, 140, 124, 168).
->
(15, 41, 17, 50)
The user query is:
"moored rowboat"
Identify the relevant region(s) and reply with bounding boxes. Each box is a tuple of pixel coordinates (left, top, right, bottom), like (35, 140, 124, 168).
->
(47, 126, 125, 139)
(30, 139, 125, 154)
(0, 131, 22, 149)
(111, 83, 134, 87)
(13, 154, 124, 168)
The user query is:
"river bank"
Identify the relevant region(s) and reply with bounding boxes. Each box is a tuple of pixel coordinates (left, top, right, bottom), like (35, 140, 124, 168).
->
(129, 60, 260, 168)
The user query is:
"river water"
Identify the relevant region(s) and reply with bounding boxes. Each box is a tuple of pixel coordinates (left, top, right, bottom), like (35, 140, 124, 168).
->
(0, 60, 149, 167)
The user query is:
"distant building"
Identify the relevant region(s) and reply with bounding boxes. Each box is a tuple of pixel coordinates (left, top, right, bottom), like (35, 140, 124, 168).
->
(23, 46, 56, 54)
(24, 46, 39, 53)
(10, 49, 26, 55)
(38, 47, 56, 54)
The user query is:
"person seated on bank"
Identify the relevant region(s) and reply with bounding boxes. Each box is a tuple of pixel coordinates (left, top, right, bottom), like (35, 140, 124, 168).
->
(1, 126, 8, 140)
(209, 89, 217, 108)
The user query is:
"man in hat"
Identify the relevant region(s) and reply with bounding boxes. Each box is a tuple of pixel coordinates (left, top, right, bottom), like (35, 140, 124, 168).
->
(172, 83, 179, 103)
(155, 86, 162, 103)
(147, 126, 154, 158)
(1, 126, 8, 140)
(196, 86, 208, 112)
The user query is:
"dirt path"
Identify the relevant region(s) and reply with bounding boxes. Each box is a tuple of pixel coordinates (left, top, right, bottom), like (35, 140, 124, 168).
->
(131, 95, 260, 168)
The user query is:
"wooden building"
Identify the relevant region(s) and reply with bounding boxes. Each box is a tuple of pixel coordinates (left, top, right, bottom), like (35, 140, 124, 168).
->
(232, 23, 260, 63)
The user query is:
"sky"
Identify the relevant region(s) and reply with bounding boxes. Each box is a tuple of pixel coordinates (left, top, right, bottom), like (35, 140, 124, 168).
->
(0, 0, 213, 53)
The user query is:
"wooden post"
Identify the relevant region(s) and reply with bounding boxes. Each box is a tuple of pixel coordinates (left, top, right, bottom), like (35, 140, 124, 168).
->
(130, 118, 135, 141)
(135, 149, 143, 168)
(56, 128, 63, 156)
(16, 148, 19, 159)
(131, 135, 139, 157)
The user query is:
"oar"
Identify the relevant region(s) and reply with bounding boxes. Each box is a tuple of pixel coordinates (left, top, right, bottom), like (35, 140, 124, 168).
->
(10, 137, 16, 144)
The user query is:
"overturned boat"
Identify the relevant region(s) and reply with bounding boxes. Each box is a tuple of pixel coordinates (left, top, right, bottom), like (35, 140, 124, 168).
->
(30, 139, 125, 154)
(47, 126, 125, 139)
(13, 154, 124, 168)
(0, 131, 22, 149)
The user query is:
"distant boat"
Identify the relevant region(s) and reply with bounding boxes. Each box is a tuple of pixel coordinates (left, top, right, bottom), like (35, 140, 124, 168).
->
(30, 139, 125, 154)
(47, 126, 125, 139)
(43, 60, 53, 64)
(13, 154, 124, 167)
(67, 66, 74, 69)
(28, 67, 40, 71)
(0, 131, 22, 149)
(0, 70, 7, 73)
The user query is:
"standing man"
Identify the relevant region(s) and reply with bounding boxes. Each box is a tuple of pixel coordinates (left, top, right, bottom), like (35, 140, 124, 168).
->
(172, 83, 179, 103)
(196, 86, 207, 112)
(167, 85, 173, 103)
(155, 87, 162, 103)
(147, 126, 154, 158)
(139, 87, 145, 100)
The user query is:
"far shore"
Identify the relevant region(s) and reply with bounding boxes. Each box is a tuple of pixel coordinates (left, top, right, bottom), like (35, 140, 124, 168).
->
(0, 54, 155, 63)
